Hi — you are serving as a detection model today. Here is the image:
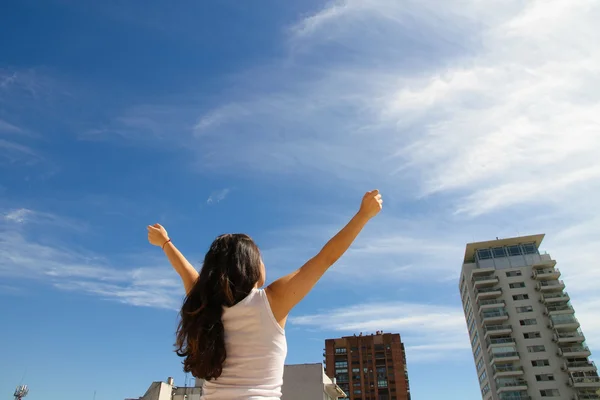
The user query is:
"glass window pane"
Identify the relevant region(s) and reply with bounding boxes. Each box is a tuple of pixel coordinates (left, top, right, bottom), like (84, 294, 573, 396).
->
(523, 243, 537, 254)
(477, 249, 492, 260)
(492, 247, 506, 258)
(507, 245, 521, 256)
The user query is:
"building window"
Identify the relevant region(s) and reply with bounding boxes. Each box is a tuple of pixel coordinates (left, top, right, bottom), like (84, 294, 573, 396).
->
(512, 294, 529, 301)
(352, 368, 360, 373)
(524, 332, 541, 339)
(336, 348, 347, 354)
(522, 243, 537, 254)
(506, 270, 522, 277)
(509, 282, 526, 289)
(354, 390, 362, 395)
(520, 318, 537, 326)
(337, 368, 348, 373)
(377, 380, 388, 388)
(540, 389, 560, 397)
(507, 245, 522, 256)
(492, 247, 506, 258)
(476, 357, 484, 371)
(471, 332, 479, 348)
(516, 305, 534, 313)
(527, 345, 546, 353)
(473, 344, 482, 359)
(532, 359, 550, 367)
(481, 383, 490, 396)
(478, 370, 487, 383)
(536, 374, 555, 381)
(336, 361, 348, 368)
(477, 249, 492, 260)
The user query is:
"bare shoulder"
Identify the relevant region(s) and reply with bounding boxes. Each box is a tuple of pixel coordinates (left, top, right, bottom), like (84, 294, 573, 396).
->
(265, 285, 288, 330)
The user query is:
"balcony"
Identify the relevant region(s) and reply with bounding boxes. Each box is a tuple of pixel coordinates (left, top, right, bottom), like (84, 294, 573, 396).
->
(479, 299, 506, 311)
(553, 330, 586, 344)
(532, 255, 557, 269)
(545, 303, 575, 316)
(472, 274, 499, 289)
(563, 361, 597, 373)
(493, 364, 524, 379)
(496, 379, 528, 393)
(558, 345, 591, 358)
(532, 267, 561, 280)
(471, 267, 495, 279)
(540, 292, 570, 304)
(481, 309, 509, 324)
(499, 393, 530, 400)
(549, 315, 580, 331)
(569, 374, 600, 389)
(476, 286, 503, 302)
(490, 351, 520, 364)
(484, 324, 513, 339)
(573, 390, 600, 400)
(486, 336, 515, 349)
(537, 280, 566, 292)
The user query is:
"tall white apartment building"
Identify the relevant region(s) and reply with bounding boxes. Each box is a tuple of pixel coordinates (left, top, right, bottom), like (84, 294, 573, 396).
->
(459, 234, 599, 400)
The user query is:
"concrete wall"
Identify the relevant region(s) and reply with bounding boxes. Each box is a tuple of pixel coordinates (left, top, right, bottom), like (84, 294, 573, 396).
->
(282, 363, 329, 400)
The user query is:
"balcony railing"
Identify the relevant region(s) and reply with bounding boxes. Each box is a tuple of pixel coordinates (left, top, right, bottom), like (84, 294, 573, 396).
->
(480, 299, 505, 307)
(563, 361, 596, 371)
(537, 280, 565, 291)
(490, 351, 519, 360)
(575, 392, 600, 400)
(549, 315, 580, 330)
(484, 324, 512, 333)
(487, 337, 515, 347)
(498, 393, 531, 400)
(558, 346, 590, 356)
(532, 267, 561, 279)
(472, 274, 497, 282)
(477, 287, 502, 293)
(482, 310, 509, 319)
(571, 376, 600, 385)
(493, 365, 523, 374)
(496, 379, 527, 388)
(554, 330, 585, 342)
(546, 304, 574, 313)
(541, 291, 569, 300)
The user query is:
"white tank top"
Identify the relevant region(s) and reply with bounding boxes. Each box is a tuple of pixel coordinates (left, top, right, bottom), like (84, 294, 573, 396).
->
(201, 288, 287, 400)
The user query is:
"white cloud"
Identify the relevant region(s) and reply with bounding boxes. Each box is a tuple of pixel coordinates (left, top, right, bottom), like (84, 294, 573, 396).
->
(207, 188, 231, 205)
(0, 118, 22, 133)
(290, 302, 469, 362)
(0, 213, 183, 310)
(3, 208, 35, 223)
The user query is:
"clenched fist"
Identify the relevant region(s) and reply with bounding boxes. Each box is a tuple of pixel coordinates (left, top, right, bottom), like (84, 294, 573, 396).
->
(359, 189, 383, 219)
(147, 223, 170, 248)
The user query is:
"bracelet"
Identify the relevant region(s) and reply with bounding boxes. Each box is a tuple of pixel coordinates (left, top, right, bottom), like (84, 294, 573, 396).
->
(162, 238, 172, 250)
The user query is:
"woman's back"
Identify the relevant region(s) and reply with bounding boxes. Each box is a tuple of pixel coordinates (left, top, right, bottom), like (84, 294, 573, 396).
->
(148, 190, 383, 399)
(201, 289, 287, 400)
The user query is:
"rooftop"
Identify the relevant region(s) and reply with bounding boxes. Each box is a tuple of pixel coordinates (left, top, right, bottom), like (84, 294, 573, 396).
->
(463, 234, 545, 263)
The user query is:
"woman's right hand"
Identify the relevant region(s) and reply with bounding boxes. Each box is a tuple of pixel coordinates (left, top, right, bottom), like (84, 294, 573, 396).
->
(358, 189, 383, 219)
(147, 223, 170, 247)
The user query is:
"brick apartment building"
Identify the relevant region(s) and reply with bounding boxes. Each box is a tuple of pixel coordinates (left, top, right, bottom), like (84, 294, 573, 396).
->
(324, 332, 410, 400)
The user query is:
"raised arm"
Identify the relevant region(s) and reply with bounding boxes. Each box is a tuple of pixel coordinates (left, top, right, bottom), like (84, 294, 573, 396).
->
(147, 223, 199, 295)
(266, 190, 383, 327)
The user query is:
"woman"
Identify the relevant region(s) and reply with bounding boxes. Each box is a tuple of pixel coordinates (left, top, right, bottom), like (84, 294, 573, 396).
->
(147, 189, 383, 399)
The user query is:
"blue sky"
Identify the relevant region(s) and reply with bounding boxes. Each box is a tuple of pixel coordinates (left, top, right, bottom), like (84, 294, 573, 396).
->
(1, 0, 599, 399)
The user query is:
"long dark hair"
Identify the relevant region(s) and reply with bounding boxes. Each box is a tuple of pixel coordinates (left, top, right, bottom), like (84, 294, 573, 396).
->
(175, 233, 263, 380)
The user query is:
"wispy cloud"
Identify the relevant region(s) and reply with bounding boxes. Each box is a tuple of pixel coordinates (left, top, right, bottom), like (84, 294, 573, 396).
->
(0, 118, 22, 133)
(290, 301, 469, 363)
(207, 188, 231, 205)
(0, 210, 182, 310)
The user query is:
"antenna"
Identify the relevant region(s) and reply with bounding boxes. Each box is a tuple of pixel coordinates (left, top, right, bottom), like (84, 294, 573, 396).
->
(14, 385, 29, 400)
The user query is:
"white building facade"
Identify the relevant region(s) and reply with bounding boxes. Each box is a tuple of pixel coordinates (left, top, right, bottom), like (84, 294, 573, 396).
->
(282, 363, 346, 400)
(128, 363, 345, 400)
(459, 234, 599, 400)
